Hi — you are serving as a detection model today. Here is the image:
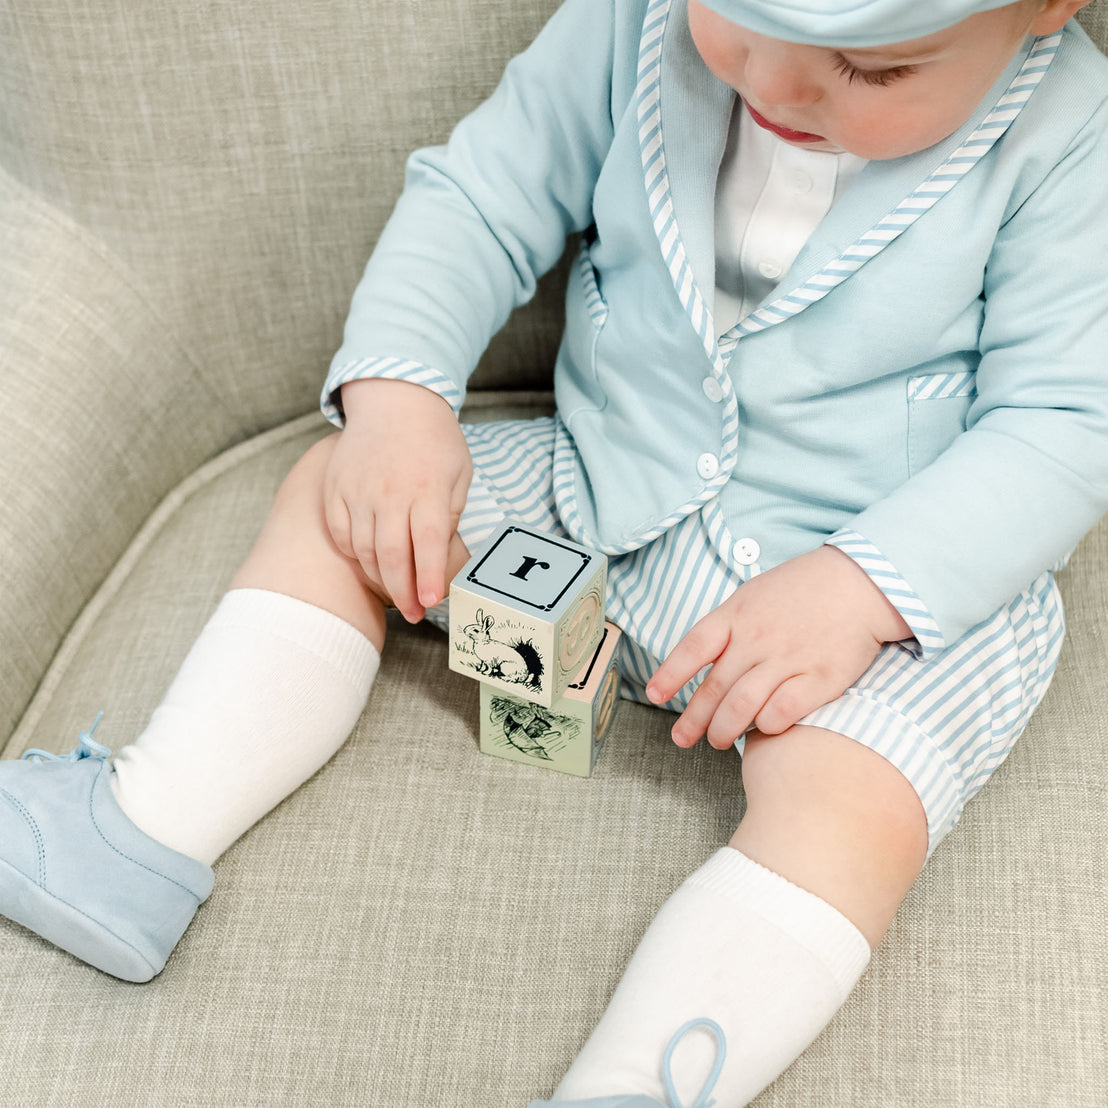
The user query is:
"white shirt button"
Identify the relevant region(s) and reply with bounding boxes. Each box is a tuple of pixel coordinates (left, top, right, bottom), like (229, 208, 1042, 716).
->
(701, 376, 724, 403)
(757, 259, 783, 280)
(791, 170, 814, 194)
(733, 538, 761, 565)
(697, 452, 720, 480)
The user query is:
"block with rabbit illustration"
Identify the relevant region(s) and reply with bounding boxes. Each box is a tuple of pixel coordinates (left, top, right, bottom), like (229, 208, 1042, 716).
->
(449, 522, 607, 707)
(479, 621, 622, 777)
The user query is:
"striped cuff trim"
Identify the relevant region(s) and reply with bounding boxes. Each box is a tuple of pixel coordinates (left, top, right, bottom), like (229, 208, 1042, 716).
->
(826, 529, 945, 658)
(687, 847, 871, 994)
(320, 356, 465, 426)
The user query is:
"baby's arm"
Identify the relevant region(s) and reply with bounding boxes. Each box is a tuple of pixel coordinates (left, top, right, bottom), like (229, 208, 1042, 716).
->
(321, 0, 616, 438)
(646, 545, 910, 749)
(317, 0, 620, 619)
(323, 378, 472, 623)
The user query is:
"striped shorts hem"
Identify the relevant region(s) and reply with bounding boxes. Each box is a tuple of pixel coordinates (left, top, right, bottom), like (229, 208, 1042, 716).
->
(435, 416, 1065, 853)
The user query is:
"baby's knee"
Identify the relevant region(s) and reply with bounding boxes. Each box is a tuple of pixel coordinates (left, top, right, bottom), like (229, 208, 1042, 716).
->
(256, 433, 357, 569)
(270, 433, 340, 516)
(734, 725, 928, 944)
(741, 725, 925, 844)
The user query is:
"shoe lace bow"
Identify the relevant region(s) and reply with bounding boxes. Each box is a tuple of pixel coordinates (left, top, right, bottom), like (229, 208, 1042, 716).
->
(662, 1018, 727, 1108)
(21, 711, 109, 763)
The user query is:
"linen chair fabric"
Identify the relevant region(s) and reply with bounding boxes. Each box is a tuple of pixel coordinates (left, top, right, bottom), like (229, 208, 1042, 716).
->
(1, 1, 1105, 1104)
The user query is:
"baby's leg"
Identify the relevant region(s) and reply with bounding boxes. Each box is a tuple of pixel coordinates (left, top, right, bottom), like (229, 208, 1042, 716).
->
(108, 433, 471, 866)
(231, 432, 395, 648)
(1, 434, 410, 978)
(544, 725, 927, 1107)
(731, 723, 927, 947)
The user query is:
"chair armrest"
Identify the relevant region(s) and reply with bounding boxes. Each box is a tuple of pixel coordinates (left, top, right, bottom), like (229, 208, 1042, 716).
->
(0, 171, 240, 748)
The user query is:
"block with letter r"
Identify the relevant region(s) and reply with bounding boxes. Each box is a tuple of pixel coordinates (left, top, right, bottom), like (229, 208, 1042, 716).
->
(449, 522, 607, 708)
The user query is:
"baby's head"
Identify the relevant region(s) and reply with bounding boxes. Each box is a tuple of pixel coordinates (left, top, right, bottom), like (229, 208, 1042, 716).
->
(688, 0, 1091, 158)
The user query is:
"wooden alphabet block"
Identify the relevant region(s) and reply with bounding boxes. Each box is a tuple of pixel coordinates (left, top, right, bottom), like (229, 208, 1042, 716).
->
(449, 522, 607, 707)
(479, 622, 622, 777)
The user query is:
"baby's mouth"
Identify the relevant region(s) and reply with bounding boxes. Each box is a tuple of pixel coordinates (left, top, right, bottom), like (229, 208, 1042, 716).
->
(745, 102, 826, 144)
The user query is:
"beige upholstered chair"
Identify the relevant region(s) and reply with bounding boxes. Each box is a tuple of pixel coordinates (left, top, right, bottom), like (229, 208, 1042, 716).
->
(2, 2, 1105, 1103)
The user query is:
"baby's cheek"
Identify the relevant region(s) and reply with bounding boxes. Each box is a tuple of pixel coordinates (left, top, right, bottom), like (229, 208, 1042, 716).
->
(837, 103, 970, 161)
(838, 124, 916, 160)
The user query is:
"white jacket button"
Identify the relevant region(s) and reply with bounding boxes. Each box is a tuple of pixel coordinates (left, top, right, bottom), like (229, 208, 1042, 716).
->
(734, 538, 760, 565)
(697, 452, 720, 479)
(701, 376, 724, 403)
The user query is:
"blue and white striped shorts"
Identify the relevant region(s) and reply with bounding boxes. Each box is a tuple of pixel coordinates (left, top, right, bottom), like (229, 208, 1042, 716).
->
(437, 416, 1065, 851)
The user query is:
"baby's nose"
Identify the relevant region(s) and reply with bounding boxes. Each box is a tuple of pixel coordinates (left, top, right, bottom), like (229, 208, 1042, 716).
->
(742, 41, 822, 108)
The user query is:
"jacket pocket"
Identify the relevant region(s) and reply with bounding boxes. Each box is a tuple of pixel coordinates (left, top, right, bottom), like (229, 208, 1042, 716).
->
(576, 235, 608, 328)
(907, 370, 976, 475)
(558, 236, 609, 424)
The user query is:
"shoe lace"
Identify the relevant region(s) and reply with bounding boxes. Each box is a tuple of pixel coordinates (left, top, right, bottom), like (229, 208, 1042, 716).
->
(21, 711, 109, 763)
(661, 1018, 727, 1108)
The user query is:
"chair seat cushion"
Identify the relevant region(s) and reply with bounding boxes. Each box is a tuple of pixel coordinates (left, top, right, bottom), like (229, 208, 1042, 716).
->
(1, 404, 1105, 1106)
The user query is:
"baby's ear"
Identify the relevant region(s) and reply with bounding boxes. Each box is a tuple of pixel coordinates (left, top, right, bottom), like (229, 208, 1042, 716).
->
(1030, 0, 1092, 36)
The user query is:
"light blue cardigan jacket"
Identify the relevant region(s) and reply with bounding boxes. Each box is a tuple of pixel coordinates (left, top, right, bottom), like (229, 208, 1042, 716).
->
(324, 0, 1108, 658)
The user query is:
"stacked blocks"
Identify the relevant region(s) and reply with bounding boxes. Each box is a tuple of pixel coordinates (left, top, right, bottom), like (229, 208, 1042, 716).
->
(449, 521, 621, 777)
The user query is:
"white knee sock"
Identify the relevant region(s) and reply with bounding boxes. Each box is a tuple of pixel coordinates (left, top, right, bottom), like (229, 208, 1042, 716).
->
(110, 588, 379, 865)
(553, 847, 872, 1107)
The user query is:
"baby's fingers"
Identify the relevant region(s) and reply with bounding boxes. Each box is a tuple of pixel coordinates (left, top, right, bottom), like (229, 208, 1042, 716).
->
(324, 494, 356, 561)
(374, 513, 420, 623)
(646, 616, 732, 707)
(340, 506, 383, 593)
(752, 674, 842, 736)
(676, 664, 782, 750)
(410, 497, 455, 611)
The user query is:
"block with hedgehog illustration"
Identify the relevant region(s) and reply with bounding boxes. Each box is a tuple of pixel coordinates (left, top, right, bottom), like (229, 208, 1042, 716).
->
(449, 522, 607, 708)
(479, 622, 622, 777)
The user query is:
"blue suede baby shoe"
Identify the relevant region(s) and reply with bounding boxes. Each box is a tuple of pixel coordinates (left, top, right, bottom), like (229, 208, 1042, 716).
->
(528, 1018, 727, 1108)
(0, 715, 214, 982)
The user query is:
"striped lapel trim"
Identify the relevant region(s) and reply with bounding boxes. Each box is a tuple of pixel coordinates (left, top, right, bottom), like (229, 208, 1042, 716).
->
(721, 32, 1063, 353)
(617, 0, 740, 556)
(634, 0, 1060, 359)
(638, 0, 716, 365)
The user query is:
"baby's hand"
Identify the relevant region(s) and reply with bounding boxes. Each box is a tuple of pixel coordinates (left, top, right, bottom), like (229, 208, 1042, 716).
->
(323, 378, 472, 623)
(645, 545, 911, 749)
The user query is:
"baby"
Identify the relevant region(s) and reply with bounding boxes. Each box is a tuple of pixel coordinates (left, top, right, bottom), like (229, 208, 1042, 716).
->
(2, 0, 1106, 1104)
